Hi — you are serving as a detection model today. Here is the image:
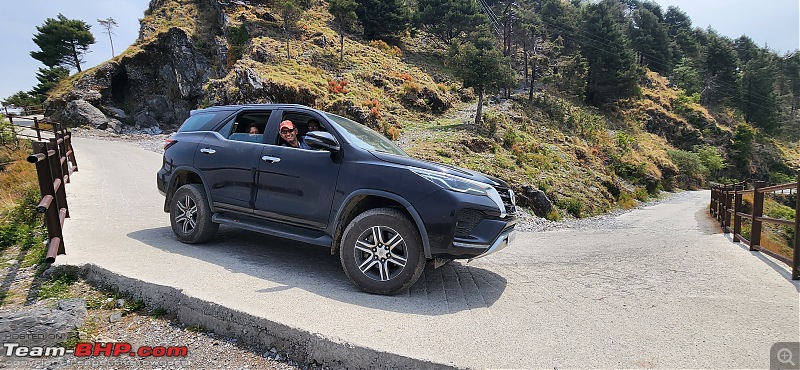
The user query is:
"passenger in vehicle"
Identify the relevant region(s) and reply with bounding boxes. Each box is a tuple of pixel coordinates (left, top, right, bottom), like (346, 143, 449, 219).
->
(279, 120, 310, 149)
(307, 119, 321, 133)
(248, 124, 260, 134)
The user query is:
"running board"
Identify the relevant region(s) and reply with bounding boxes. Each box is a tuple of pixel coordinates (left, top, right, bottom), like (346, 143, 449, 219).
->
(212, 213, 333, 248)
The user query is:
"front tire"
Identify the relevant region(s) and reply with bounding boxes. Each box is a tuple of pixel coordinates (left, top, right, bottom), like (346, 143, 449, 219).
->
(169, 184, 218, 244)
(340, 208, 425, 295)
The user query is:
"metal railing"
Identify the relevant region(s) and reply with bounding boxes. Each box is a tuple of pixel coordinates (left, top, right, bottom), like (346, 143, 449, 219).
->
(710, 178, 800, 280)
(25, 122, 78, 263)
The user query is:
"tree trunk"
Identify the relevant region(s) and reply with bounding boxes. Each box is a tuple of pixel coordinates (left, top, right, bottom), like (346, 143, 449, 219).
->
(286, 35, 291, 59)
(475, 88, 484, 125)
(109, 33, 115, 57)
(528, 41, 537, 102)
(523, 48, 528, 89)
(70, 40, 82, 72)
(339, 32, 344, 61)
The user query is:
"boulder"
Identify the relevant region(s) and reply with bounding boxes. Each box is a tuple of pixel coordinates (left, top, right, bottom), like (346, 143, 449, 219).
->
(0, 299, 86, 348)
(56, 100, 110, 128)
(106, 118, 124, 134)
(520, 185, 553, 218)
(103, 106, 129, 121)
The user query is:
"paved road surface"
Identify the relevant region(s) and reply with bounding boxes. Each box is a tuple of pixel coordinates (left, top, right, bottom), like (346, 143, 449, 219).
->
(56, 137, 799, 369)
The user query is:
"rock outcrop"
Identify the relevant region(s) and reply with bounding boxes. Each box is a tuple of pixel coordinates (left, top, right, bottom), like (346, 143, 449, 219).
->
(0, 299, 86, 347)
(47, 23, 220, 132)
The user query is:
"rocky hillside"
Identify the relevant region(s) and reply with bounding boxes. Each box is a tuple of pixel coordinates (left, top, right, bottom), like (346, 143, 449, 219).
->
(44, 0, 796, 218)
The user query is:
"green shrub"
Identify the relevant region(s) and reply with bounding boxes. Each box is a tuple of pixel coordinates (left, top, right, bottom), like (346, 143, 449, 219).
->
(667, 149, 706, 189)
(560, 198, 583, 218)
(38, 273, 78, 300)
(545, 209, 561, 221)
(228, 23, 250, 46)
(693, 145, 726, 176)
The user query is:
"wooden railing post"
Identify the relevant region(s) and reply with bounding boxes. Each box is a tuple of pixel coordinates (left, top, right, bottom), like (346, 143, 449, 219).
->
(733, 183, 743, 242)
(29, 141, 65, 259)
(793, 172, 800, 280)
(46, 139, 69, 220)
(724, 184, 733, 231)
(710, 185, 717, 216)
(54, 132, 70, 184)
(33, 116, 42, 141)
(751, 181, 766, 251)
(64, 128, 78, 172)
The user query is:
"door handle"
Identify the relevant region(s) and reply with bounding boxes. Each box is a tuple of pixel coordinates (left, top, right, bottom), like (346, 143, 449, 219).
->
(199, 148, 216, 154)
(261, 155, 281, 163)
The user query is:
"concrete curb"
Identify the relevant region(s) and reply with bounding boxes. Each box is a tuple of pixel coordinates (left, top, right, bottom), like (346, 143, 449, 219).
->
(56, 263, 461, 370)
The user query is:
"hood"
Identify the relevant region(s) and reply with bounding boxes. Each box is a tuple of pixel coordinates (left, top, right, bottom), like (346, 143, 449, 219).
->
(370, 152, 509, 188)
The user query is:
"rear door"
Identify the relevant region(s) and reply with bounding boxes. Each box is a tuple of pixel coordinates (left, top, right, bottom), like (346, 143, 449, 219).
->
(254, 109, 341, 230)
(194, 109, 272, 211)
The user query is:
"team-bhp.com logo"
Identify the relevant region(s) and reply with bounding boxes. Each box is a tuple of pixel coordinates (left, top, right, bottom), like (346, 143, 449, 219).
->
(3, 342, 188, 358)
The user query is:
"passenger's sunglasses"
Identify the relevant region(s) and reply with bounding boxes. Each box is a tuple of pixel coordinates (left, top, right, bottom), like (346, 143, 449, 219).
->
(280, 129, 294, 134)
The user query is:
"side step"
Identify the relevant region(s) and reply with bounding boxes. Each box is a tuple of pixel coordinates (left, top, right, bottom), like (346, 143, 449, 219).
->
(212, 213, 333, 248)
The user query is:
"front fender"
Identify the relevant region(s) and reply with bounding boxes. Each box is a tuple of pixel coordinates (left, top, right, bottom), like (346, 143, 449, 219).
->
(332, 189, 432, 259)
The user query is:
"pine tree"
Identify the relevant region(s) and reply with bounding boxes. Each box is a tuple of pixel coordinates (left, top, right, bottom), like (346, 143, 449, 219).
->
(276, 0, 307, 59)
(329, 0, 358, 61)
(97, 17, 119, 58)
(580, 0, 642, 105)
(701, 33, 739, 105)
(30, 66, 70, 99)
(664, 6, 698, 64)
(740, 54, 780, 132)
(628, 7, 671, 74)
(448, 26, 515, 125)
(355, 0, 409, 41)
(30, 14, 95, 72)
(416, 0, 483, 44)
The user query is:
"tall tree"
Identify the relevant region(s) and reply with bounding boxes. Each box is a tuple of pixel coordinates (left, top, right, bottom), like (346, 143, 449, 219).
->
(355, 0, 409, 41)
(30, 14, 95, 72)
(740, 53, 780, 132)
(580, 0, 642, 105)
(329, 0, 358, 61)
(783, 52, 800, 117)
(97, 17, 119, 57)
(416, 0, 483, 45)
(664, 6, 698, 64)
(30, 66, 70, 99)
(536, 0, 580, 53)
(276, 0, 306, 59)
(448, 26, 515, 125)
(734, 35, 761, 65)
(701, 32, 739, 105)
(628, 7, 671, 74)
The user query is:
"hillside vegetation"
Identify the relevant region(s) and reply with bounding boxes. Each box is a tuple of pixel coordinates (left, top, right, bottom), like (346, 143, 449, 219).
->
(48, 0, 800, 219)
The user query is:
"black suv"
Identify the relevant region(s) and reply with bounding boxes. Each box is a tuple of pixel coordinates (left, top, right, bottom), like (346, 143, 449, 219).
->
(157, 104, 517, 295)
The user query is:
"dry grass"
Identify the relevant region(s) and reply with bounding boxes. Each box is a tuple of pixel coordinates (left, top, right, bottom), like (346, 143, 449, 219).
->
(0, 144, 39, 212)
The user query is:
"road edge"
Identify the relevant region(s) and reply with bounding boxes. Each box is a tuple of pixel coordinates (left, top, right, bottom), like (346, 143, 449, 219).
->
(54, 263, 463, 370)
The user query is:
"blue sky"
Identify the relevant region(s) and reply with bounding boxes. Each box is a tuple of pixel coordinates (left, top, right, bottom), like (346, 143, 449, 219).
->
(1, 0, 798, 102)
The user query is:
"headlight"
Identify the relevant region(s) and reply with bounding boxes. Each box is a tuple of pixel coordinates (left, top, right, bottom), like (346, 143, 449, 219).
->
(411, 168, 508, 217)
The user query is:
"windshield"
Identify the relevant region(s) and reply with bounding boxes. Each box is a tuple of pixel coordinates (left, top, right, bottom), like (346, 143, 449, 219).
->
(324, 113, 408, 157)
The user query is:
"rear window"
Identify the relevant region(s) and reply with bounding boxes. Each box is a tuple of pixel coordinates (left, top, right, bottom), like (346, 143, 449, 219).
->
(178, 111, 230, 133)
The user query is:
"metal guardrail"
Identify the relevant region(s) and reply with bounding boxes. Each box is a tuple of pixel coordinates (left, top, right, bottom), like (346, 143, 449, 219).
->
(25, 122, 78, 263)
(710, 178, 800, 280)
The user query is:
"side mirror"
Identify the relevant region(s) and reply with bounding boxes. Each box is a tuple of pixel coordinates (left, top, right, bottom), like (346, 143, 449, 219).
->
(305, 131, 340, 152)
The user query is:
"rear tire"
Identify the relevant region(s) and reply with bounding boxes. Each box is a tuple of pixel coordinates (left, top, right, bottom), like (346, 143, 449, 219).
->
(339, 208, 425, 295)
(169, 184, 218, 244)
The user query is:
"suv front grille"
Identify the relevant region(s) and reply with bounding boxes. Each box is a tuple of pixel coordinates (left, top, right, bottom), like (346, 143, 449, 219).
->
(494, 185, 517, 214)
(455, 209, 484, 238)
